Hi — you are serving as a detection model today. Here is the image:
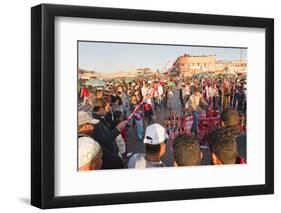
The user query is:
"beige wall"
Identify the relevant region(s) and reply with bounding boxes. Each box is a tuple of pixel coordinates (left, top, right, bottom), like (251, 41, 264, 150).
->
(78, 70, 99, 79)
(173, 54, 246, 76)
(174, 54, 217, 76)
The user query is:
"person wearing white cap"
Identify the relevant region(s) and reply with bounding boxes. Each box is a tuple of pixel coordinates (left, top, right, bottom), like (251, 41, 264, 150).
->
(78, 111, 100, 135)
(78, 111, 125, 170)
(79, 137, 103, 170)
(127, 123, 168, 168)
(78, 111, 102, 170)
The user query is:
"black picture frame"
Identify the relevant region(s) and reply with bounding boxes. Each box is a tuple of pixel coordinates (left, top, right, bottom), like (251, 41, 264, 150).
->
(31, 3, 274, 209)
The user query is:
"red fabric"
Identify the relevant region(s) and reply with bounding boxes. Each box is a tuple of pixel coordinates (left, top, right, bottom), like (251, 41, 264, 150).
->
(207, 110, 219, 117)
(81, 87, 89, 97)
(121, 129, 127, 142)
(236, 156, 247, 164)
(143, 103, 152, 111)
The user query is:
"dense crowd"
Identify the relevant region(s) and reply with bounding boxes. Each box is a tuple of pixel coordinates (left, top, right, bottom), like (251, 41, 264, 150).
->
(78, 74, 247, 170)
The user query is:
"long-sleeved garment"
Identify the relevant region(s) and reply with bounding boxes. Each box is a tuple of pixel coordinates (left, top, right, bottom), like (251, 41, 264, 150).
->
(91, 113, 120, 155)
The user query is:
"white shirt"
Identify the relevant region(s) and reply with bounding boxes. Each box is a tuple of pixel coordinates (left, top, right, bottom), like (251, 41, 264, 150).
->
(141, 86, 148, 97)
(157, 85, 163, 96)
(127, 153, 164, 168)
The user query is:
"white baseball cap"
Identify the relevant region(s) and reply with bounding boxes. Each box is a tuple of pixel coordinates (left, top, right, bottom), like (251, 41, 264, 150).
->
(78, 111, 99, 126)
(78, 137, 102, 168)
(143, 123, 169, 145)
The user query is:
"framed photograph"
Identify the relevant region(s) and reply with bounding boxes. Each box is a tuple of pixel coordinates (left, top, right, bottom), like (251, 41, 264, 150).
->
(31, 4, 274, 209)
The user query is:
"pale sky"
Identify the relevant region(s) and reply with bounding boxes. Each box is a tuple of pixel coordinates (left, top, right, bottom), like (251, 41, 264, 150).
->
(78, 41, 247, 72)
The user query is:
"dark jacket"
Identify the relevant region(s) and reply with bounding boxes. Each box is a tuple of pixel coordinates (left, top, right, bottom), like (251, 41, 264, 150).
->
(91, 112, 120, 155)
(105, 109, 114, 127)
(78, 134, 124, 169)
(101, 146, 125, 169)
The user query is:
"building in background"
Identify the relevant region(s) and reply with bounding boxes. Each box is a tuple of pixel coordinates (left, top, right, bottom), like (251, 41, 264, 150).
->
(79, 53, 247, 80)
(78, 69, 101, 80)
(170, 53, 247, 77)
(82, 67, 157, 80)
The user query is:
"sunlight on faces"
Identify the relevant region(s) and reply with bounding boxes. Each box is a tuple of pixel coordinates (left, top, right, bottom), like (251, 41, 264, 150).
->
(79, 123, 95, 134)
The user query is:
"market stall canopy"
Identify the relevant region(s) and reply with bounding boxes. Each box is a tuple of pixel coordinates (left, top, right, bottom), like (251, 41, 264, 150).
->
(85, 79, 105, 87)
(192, 72, 213, 79)
(215, 73, 237, 78)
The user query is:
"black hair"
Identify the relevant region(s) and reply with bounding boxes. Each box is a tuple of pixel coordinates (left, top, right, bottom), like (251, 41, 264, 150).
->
(208, 128, 238, 164)
(173, 134, 201, 166)
(113, 110, 122, 120)
(115, 95, 122, 105)
(145, 143, 161, 155)
(193, 87, 199, 93)
(92, 106, 102, 112)
(110, 95, 117, 104)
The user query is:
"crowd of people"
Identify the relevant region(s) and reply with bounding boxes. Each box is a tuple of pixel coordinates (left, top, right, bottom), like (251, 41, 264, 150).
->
(78, 74, 247, 170)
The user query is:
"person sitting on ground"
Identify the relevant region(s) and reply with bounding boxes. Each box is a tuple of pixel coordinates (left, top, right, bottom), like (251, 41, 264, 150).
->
(220, 108, 246, 160)
(79, 137, 103, 171)
(127, 123, 168, 168)
(208, 128, 246, 165)
(173, 134, 203, 166)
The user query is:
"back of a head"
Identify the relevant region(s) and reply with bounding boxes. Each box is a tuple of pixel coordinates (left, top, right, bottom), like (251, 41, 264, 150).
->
(220, 108, 239, 127)
(145, 143, 161, 155)
(78, 137, 103, 170)
(173, 134, 201, 166)
(208, 128, 238, 164)
(143, 123, 168, 156)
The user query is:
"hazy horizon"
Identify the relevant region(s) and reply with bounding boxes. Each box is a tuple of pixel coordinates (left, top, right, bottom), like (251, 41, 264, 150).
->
(78, 41, 247, 73)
